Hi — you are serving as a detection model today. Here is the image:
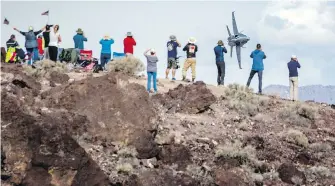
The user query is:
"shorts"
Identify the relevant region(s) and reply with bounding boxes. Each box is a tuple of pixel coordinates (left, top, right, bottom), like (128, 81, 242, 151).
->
(167, 57, 178, 69)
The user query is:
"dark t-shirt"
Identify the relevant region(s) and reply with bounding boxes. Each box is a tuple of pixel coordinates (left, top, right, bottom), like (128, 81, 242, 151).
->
(183, 43, 198, 58)
(43, 24, 53, 48)
(287, 60, 301, 77)
(167, 41, 178, 58)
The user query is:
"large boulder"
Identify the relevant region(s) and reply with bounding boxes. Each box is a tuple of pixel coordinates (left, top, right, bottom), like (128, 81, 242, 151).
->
(153, 81, 217, 114)
(1, 92, 111, 186)
(41, 73, 159, 159)
(277, 162, 306, 185)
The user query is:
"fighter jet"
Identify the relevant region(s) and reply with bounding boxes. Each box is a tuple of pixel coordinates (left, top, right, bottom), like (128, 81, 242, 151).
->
(227, 11, 250, 69)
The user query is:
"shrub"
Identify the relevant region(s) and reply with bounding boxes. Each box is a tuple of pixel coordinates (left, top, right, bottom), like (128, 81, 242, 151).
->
(279, 102, 317, 127)
(186, 164, 214, 185)
(309, 142, 332, 152)
(117, 146, 138, 158)
(284, 129, 309, 148)
(305, 166, 334, 180)
(116, 163, 133, 174)
(22, 60, 68, 80)
(223, 84, 270, 116)
(215, 140, 257, 165)
(107, 56, 145, 75)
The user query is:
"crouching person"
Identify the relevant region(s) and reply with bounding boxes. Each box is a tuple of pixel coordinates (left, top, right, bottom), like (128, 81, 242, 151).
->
(144, 48, 158, 94)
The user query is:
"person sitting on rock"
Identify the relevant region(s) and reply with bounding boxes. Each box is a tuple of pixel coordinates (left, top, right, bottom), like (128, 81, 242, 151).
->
(144, 48, 159, 94)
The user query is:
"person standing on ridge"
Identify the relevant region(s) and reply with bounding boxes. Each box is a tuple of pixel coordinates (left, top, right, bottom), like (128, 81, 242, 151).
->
(73, 28, 87, 50)
(37, 35, 44, 60)
(165, 35, 181, 81)
(287, 55, 301, 101)
(124, 32, 136, 56)
(99, 34, 114, 70)
(13, 25, 45, 63)
(246, 43, 267, 94)
(214, 40, 227, 86)
(144, 48, 159, 94)
(48, 25, 61, 62)
(43, 24, 53, 59)
(182, 37, 198, 82)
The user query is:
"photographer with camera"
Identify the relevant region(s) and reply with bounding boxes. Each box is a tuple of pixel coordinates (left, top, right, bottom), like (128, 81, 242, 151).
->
(165, 35, 181, 81)
(214, 40, 227, 86)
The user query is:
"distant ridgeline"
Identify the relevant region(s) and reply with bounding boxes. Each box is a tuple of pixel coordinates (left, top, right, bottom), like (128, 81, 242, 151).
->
(263, 85, 335, 104)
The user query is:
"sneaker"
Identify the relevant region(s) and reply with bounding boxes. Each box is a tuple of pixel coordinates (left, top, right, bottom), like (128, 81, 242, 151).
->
(192, 78, 195, 82)
(172, 78, 176, 81)
(182, 77, 186, 81)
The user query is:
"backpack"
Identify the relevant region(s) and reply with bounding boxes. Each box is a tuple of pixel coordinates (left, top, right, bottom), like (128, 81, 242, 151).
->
(93, 62, 103, 73)
(59, 49, 72, 62)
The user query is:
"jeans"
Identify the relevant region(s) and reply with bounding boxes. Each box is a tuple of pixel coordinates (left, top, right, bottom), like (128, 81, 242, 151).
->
(289, 77, 299, 101)
(100, 53, 111, 69)
(216, 62, 225, 85)
(147, 72, 157, 92)
(26, 47, 39, 64)
(246, 70, 263, 93)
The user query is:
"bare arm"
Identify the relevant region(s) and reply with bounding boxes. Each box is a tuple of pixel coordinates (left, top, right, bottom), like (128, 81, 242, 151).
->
(143, 49, 150, 56)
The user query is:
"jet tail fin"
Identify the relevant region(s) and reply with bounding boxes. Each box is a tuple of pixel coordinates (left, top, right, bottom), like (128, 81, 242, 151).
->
(226, 25, 231, 37)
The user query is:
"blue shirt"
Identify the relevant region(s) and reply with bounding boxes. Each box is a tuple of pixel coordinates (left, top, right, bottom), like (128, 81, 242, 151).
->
(73, 34, 87, 49)
(167, 41, 179, 58)
(100, 39, 114, 54)
(250, 49, 266, 71)
(214, 45, 227, 62)
(287, 60, 301, 77)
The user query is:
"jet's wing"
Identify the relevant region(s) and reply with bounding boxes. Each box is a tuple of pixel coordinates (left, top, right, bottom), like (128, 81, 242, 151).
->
(226, 25, 232, 37)
(232, 11, 239, 35)
(230, 46, 233, 58)
(236, 45, 242, 69)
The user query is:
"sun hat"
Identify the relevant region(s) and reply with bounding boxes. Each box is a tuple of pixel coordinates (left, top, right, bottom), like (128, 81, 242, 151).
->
(188, 37, 197, 44)
(127, 32, 132, 36)
(170, 35, 176, 41)
(76, 28, 83, 34)
(217, 40, 224, 46)
(291, 55, 297, 59)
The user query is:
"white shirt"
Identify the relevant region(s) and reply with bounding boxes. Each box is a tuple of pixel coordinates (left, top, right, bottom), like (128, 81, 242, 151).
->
(49, 31, 60, 47)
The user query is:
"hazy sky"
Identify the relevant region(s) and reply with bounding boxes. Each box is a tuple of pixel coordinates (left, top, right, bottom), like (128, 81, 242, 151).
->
(1, 0, 335, 90)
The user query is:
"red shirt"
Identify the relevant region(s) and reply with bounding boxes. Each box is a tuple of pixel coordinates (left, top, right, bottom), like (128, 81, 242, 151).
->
(37, 38, 44, 55)
(123, 36, 136, 54)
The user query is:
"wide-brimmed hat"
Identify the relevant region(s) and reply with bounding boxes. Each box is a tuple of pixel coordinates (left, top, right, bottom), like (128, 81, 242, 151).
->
(188, 37, 196, 44)
(76, 28, 83, 34)
(103, 34, 110, 39)
(170, 35, 176, 41)
(291, 55, 297, 59)
(217, 40, 224, 46)
(127, 32, 132, 36)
